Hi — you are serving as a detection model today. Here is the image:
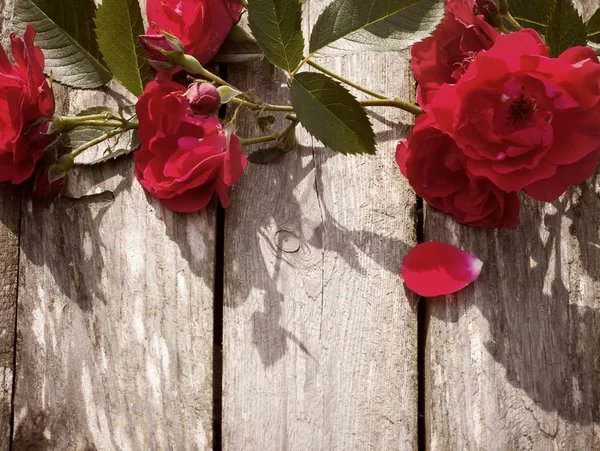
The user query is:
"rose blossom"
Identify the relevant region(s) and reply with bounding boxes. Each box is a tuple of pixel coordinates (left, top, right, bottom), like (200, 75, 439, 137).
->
(0, 25, 54, 184)
(397, 113, 520, 228)
(146, 0, 242, 65)
(430, 30, 600, 202)
(135, 75, 247, 213)
(411, 0, 499, 106)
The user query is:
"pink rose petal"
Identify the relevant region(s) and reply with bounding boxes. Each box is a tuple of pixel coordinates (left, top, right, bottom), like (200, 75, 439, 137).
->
(401, 242, 483, 297)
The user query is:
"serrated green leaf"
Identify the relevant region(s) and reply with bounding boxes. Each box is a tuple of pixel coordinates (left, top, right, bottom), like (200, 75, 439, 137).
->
(14, 0, 110, 88)
(547, 0, 587, 57)
(62, 106, 140, 165)
(309, 0, 444, 55)
(507, 0, 552, 33)
(248, 0, 304, 72)
(587, 8, 600, 43)
(248, 147, 284, 164)
(95, 0, 149, 96)
(291, 73, 375, 155)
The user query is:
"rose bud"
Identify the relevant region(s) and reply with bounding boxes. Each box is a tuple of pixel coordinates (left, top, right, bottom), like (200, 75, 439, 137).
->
(139, 32, 183, 70)
(185, 83, 221, 116)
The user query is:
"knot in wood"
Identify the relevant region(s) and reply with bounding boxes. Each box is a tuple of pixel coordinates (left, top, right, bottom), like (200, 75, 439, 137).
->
(274, 230, 300, 253)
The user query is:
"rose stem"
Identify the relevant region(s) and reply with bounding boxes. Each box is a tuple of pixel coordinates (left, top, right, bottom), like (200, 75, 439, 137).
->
(239, 119, 298, 146)
(305, 59, 388, 100)
(360, 99, 425, 116)
(504, 12, 523, 30)
(229, 97, 294, 112)
(67, 121, 139, 160)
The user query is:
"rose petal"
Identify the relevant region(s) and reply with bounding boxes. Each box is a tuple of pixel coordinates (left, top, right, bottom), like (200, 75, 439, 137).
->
(401, 242, 483, 296)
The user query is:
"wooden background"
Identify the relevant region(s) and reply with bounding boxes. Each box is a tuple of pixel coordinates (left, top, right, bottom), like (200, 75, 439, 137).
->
(0, 0, 598, 450)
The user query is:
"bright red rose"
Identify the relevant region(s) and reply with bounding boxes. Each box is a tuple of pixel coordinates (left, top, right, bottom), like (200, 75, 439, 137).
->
(135, 76, 247, 213)
(0, 25, 54, 184)
(146, 0, 242, 65)
(411, 0, 499, 106)
(397, 113, 520, 228)
(430, 30, 600, 201)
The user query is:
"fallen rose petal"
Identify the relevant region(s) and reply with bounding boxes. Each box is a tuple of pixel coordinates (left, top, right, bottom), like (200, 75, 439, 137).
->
(401, 242, 483, 297)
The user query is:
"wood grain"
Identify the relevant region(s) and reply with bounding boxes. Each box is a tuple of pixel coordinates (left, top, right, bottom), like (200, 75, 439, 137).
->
(0, 1, 19, 448)
(222, 0, 418, 449)
(0, 182, 19, 451)
(425, 2, 600, 447)
(7, 1, 217, 448)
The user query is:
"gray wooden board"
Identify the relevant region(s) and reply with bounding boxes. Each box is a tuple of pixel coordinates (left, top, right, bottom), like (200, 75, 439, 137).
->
(425, 176, 600, 450)
(4, 0, 217, 447)
(0, 182, 19, 451)
(425, 2, 600, 448)
(222, 0, 419, 449)
(0, 0, 19, 448)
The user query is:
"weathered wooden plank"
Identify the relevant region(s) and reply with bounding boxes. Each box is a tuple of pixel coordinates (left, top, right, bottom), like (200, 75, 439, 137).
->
(0, 182, 19, 451)
(425, 174, 600, 450)
(222, 0, 418, 448)
(0, 1, 20, 448)
(12, 83, 216, 450)
(425, 3, 600, 449)
(8, 4, 217, 448)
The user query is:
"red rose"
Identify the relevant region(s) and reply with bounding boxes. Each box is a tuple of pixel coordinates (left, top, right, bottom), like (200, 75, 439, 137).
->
(0, 25, 54, 184)
(411, 0, 499, 106)
(397, 113, 520, 228)
(431, 30, 600, 201)
(135, 76, 247, 213)
(146, 0, 242, 64)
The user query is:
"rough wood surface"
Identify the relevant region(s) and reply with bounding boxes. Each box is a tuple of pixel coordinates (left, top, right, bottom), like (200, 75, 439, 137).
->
(4, 1, 217, 448)
(0, 1, 19, 448)
(0, 182, 19, 451)
(425, 175, 600, 451)
(12, 84, 216, 450)
(222, 1, 418, 449)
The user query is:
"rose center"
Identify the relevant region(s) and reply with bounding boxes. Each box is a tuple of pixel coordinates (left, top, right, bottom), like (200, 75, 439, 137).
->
(507, 92, 537, 126)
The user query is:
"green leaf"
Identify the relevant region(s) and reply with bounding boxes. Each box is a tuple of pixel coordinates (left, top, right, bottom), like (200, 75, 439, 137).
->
(248, 147, 284, 164)
(247, 0, 304, 72)
(547, 0, 587, 57)
(95, 0, 149, 96)
(291, 72, 375, 155)
(507, 0, 553, 33)
(309, 0, 445, 55)
(62, 107, 140, 165)
(586, 8, 600, 43)
(14, 0, 110, 88)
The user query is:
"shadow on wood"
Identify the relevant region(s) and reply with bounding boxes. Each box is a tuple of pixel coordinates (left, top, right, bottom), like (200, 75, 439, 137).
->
(426, 170, 600, 449)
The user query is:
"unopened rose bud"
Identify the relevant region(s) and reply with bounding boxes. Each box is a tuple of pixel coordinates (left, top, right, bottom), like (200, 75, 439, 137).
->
(185, 83, 221, 116)
(139, 32, 183, 70)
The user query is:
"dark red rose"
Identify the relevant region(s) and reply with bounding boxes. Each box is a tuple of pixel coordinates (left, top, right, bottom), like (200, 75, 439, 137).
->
(146, 0, 242, 65)
(410, 0, 499, 106)
(397, 113, 520, 228)
(0, 25, 54, 184)
(135, 75, 247, 212)
(430, 30, 600, 201)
